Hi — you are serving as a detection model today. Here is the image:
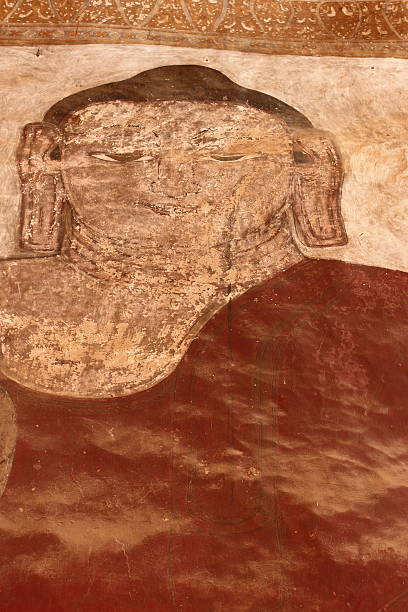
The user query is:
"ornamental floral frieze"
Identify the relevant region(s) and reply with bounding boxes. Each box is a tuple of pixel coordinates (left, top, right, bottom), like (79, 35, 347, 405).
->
(0, 0, 407, 55)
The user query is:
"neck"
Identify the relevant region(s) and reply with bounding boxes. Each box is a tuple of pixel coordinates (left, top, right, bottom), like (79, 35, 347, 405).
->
(61, 213, 204, 285)
(228, 222, 305, 297)
(61, 211, 305, 296)
(55, 213, 305, 396)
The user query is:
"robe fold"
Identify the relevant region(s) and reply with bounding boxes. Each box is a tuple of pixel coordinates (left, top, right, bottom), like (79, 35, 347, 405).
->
(1, 258, 407, 611)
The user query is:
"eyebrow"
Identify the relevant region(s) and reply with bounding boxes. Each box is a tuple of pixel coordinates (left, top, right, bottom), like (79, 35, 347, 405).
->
(189, 127, 242, 147)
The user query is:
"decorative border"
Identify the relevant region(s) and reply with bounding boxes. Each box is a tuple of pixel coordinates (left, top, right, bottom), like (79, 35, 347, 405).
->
(0, 0, 407, 57)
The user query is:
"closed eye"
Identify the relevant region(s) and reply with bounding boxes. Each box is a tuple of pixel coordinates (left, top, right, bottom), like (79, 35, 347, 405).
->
(89, 151, 153, 163)
(209, 154, 263, 162)
(210, 154, 244, 162)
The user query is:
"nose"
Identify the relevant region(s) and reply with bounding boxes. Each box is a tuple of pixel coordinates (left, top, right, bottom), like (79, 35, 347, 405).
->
(150, 155, 200, 197)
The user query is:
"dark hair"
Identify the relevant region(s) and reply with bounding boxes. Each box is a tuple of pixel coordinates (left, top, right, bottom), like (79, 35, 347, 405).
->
(44, 65, 312, 130)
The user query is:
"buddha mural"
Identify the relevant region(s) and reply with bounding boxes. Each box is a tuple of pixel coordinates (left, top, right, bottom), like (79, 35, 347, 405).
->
(0, 66, 406, 611)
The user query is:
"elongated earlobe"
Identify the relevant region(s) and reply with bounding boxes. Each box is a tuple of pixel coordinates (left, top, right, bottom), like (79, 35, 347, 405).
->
(18, 122, 64, 253)
(290, 130, 348, 248)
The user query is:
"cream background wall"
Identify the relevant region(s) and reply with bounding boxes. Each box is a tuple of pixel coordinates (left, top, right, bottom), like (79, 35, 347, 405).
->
(0, 44, 406, 271)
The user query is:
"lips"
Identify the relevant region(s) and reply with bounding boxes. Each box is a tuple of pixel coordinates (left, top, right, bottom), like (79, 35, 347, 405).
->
(137, 200, 172, 216)
(136, 193, 202, 216)
(149, 181, 201, 198)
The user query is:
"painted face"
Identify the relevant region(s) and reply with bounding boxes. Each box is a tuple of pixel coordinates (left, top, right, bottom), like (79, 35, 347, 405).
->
(60, 101, 295, 249)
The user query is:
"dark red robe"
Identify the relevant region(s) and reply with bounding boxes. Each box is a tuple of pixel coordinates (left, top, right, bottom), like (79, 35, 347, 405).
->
(1, 259, 407, 611)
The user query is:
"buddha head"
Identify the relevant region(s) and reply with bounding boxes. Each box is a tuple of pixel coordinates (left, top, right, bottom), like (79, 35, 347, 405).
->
(17, 65, 347, 263)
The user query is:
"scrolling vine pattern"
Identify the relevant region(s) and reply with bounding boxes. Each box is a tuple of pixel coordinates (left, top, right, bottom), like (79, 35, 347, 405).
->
(0, 0, 407, 49)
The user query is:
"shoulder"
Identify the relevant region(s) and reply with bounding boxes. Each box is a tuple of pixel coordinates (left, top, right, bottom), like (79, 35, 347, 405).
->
(233, 258, 407, 318)
(0, 255, 119, 396)
(317, 258, 407, 295)
(0, 256, 107, 336)
(309, 259, 408, 321)
(0, 256, 65, 290)
(0, 257, 61, 313)
(218, 258, 407, 351)
(0, 255, 98, 310)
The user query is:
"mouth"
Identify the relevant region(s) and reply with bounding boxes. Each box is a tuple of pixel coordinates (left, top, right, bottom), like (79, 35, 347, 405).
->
(137, 200, 172, 216)
(136, 194, 201, 216)
(150, 183, 201, 199)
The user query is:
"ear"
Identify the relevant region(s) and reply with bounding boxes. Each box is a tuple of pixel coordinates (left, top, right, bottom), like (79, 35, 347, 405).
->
(18, 122, 64, 253)
(290, 130, 348, 248)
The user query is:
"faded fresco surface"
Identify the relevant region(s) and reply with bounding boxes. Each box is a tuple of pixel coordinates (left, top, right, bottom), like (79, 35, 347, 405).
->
(0, 65, 407, 611)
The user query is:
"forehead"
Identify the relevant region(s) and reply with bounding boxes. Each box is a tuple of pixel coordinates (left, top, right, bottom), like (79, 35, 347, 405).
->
(62, 100, 290, 143)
